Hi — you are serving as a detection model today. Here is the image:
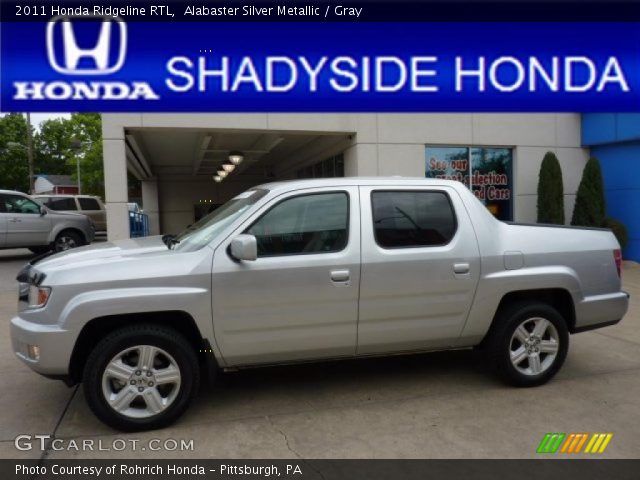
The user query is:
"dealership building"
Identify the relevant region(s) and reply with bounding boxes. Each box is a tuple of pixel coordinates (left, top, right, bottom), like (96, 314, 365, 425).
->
(101, 113, 639, 260)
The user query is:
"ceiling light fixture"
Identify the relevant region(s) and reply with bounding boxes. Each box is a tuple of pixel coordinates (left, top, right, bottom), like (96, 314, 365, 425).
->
(222, 163, 235, 173)
(213, 175, 222, 183)
(229, 151, 244, 165)
(217, 170, 228, 178)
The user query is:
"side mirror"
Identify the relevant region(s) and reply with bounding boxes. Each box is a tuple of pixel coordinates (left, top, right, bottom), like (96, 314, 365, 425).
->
(39, 206, 47, 216)
(230, 234, 257, 262)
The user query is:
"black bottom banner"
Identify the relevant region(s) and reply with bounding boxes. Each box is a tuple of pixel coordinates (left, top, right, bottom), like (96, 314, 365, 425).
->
(4, 459, 640, 480)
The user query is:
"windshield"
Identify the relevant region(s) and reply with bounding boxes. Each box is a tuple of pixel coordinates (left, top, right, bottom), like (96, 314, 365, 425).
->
(172, 188, 268, 252)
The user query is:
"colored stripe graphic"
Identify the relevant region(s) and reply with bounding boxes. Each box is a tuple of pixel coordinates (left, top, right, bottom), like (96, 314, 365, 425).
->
(585, 433, 614, 453)
(538, 433, 613, 454)
(560, 433, 589, 453)
(537, 433, 566, 453)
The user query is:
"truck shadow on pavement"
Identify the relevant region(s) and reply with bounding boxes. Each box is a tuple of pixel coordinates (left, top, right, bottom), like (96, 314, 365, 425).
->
(185, 349, 493, 424)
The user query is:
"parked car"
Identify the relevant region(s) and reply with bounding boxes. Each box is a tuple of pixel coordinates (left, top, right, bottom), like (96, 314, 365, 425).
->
(0, 189, 95, 253)
(33, 194, 107, 233)
(11, 178, 629, 431)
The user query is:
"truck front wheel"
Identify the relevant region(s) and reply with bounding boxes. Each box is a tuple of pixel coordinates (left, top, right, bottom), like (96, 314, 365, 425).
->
(83, 324, 200, 431)
(488, 302, 569, 387)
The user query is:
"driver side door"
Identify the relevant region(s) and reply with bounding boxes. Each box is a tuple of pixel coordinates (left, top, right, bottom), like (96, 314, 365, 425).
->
(0, 194, 51, 247)
(211, 187, 361, 366)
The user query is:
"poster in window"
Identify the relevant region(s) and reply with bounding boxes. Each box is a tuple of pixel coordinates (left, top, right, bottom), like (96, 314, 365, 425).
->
(470, 148, 513, 221)
(425, 146, 514, 221)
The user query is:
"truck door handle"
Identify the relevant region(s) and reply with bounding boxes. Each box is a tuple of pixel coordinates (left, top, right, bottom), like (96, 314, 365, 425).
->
(453, 263, 470, 274)
(9, 218, 21, 223)
(330, 270, 350, 282)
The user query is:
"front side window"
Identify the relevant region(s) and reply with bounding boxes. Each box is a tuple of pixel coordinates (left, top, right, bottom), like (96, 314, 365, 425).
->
(247, 192, 349, 257)
(2, 195, 41, 214)
(46, 197, 77, 210)
(372, 191, 456, 248)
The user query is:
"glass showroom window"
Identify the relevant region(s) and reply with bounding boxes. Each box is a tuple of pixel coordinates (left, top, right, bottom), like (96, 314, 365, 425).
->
(425, 146, 513, 221)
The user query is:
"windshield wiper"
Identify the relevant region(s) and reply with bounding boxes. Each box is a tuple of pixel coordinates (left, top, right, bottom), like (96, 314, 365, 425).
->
(162, 234, 180, 249)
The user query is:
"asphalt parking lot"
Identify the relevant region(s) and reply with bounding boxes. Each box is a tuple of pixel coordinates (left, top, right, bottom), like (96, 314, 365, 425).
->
(0, 247, 639, 460)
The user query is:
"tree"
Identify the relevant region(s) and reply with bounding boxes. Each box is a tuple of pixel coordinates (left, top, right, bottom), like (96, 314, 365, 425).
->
(1, 113, 105, 196)
(571, 157, 606, 227)
(0, 113, 30, 192)
(67, 113, 104, 198)
(537, 152, 565, 224)
(34, 117, 74, 176)
(603, 218, 628, 249)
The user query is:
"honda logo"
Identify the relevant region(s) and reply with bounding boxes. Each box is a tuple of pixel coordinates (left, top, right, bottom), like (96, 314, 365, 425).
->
(46, 16, 127, 75)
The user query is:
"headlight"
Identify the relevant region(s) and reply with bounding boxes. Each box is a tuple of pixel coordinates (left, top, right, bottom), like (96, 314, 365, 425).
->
(28, 285, 51, 308)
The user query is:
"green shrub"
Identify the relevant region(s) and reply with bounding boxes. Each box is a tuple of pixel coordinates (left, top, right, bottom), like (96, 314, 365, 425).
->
(603, 218, 628, 249)
(537, 152, 565, 224)
(571, 157, 606, 227)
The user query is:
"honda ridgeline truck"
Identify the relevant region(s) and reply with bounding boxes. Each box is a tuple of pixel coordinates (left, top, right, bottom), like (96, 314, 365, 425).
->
(11, 178, 629, 431)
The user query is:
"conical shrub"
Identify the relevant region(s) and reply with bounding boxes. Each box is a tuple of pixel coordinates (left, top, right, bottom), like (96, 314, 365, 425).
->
(537, 152, 565, 224)
(571, 157, 606, 227)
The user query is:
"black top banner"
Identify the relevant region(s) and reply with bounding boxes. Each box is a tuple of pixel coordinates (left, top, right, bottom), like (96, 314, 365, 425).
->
(2, 0, 640, 22)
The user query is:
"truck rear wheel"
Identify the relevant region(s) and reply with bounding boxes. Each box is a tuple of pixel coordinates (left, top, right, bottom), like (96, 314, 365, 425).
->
(83, 324, 200, 431)
(487, 302, 569, 387)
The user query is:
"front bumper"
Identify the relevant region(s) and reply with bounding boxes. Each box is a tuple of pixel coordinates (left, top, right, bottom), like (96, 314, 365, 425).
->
(10, 315, 73, 376)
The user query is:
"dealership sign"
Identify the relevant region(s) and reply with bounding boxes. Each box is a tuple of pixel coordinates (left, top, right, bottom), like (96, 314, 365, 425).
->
(1, 20, 639, 111)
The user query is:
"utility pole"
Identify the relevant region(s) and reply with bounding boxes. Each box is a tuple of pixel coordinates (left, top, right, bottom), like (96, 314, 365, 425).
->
(76, 153, 82, 195)
(26, 112, 34, 194)
(70, 138, 83, 194)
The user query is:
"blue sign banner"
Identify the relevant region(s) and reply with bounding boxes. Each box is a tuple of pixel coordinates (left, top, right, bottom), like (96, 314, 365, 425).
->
(1, 21, 639, 112)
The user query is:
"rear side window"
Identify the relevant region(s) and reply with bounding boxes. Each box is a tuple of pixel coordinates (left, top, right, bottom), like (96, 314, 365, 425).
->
(46, 197, 77, 210)
(247, 192, 349, 257)
(371, 191, 457, 248)
(78, 198, 101, 210)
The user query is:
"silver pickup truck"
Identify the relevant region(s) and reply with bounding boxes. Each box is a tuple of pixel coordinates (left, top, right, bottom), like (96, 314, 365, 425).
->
(11, 178, 629, 431)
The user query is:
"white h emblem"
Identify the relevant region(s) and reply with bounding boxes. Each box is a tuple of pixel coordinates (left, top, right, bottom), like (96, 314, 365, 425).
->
(46, 17, 127, 75)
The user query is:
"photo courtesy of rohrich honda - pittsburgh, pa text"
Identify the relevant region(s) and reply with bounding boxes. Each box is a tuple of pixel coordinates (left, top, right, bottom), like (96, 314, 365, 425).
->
(0, 0, 639, 479)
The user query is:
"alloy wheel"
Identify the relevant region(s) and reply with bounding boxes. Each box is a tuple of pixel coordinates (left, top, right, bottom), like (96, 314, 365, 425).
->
(101, 345, 182, 419)
(55, 235, 77, 251)
(509, 317, 560, 376)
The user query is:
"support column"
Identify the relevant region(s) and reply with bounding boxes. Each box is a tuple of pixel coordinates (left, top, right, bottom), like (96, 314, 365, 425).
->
(141, 178, 160, 235)
(103, 138, 130, 241)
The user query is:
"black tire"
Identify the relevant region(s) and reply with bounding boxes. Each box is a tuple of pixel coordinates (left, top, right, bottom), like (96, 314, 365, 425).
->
(485, 302, 569, 387)
(29, 246, 50, 254)
(83, 324, 200, 432)
(54, 230, 84, 252)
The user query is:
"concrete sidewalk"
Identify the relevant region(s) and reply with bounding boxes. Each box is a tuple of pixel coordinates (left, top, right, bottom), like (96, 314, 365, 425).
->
(1, 248, 638, 459)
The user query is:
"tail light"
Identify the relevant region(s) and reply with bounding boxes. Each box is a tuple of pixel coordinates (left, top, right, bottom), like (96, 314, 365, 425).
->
(613, 249, 622, 278)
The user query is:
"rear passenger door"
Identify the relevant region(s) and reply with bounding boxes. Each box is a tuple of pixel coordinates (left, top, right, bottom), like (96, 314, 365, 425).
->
(357, 186, 481, 354)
